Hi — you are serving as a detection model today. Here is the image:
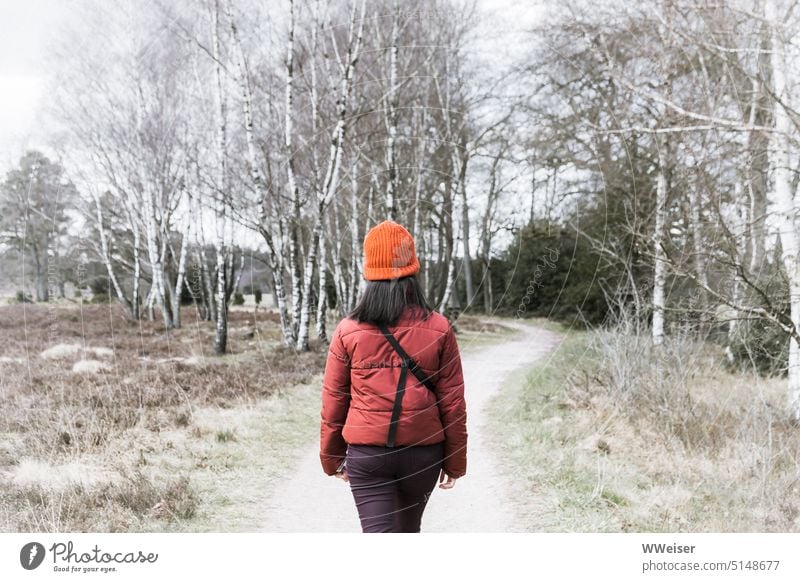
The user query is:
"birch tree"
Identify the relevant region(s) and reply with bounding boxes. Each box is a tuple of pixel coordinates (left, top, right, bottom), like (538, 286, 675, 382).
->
(765, 0, 800, 420)
(53, 1, 195, 328)
(652, 137, 670, 346)
(211, 0, 230, 354)
(296, 0, 366, 351)
(223, 0, 295, 347)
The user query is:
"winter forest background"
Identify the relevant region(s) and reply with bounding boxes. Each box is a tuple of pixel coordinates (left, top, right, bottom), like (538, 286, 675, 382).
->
(3, 0, 800, 533)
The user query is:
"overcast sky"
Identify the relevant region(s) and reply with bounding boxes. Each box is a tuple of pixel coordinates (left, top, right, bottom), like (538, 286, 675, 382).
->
(0, 0, 541, 174)
(0, 0, 71, 170)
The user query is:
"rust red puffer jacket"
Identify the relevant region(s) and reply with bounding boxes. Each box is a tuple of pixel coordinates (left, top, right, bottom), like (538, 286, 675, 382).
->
(319, 306, 467, 478)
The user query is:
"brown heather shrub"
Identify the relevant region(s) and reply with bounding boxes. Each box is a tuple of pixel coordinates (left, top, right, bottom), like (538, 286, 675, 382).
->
(0, 305, 326, 453)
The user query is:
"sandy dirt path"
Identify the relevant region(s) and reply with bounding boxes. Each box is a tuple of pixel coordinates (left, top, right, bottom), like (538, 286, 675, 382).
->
(259, 320, 563, 532)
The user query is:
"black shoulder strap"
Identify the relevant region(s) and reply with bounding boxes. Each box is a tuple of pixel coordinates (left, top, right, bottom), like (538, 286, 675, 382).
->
(377, 322, 437, 448)
(377, 323, 437, 392)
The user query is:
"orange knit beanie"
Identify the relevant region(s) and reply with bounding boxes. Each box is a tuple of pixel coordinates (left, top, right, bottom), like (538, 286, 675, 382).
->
(362, 220, 420, 281)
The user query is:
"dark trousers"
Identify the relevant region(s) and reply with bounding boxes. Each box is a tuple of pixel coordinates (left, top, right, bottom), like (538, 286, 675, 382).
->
(346, 442, 444, 533)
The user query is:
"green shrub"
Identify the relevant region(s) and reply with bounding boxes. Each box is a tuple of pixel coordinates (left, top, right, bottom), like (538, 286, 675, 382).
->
(254, 288, 262, 305)
(494, 223, 613, 325)
(725, 317, 789, 377)
(178, 280, 195, 305)
(90, 293, 110, 304)
(720, 266, 790, 377)
(89, 277, 109, 297)
(232, 292, 244, 306)
(14, 290, 33, 303)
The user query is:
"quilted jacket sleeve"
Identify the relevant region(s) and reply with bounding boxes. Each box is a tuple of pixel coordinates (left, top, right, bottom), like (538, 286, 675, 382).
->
(319, 323, 352, 475)
(435, 323, 468, 478)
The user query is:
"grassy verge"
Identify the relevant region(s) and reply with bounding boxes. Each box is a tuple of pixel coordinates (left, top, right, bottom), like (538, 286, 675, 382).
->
(488, 328, 607, 531)
(155, 379, 323, 532)
(488, 325, 800, 532)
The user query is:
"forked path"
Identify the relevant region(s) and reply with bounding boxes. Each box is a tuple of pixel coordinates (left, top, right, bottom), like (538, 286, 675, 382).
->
(259, 321, 563, 532)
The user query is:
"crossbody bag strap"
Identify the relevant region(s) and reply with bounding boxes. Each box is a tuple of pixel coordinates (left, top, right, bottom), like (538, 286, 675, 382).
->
(377, 322, 437, 448)
(376, 323, 437, 392)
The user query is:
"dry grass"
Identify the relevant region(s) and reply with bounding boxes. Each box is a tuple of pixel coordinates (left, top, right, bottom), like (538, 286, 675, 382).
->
(6, 471, 198, 532)
(489, 325, 800, 532)
(0, 303, 327, 532)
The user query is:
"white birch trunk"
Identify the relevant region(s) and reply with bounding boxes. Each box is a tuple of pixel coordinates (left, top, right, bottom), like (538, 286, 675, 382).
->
(212, 0, 228, 354)
(726, 180, 749, 363)
(296, 218, 321, 351)
(131, 40, 171, 329)
(385, 3, 399, 220)
(458, 150, 474, 307)
(270, 220, 293, 347)
(766, 0, 800, 420)
(226, 1, 293, 346)
(213, 227, 228, 355)
(296, 0, 365, 350)
(117, 197, 142, 319)
(479, 153, 501, 314)
(350, 154, 361, 311)
(231, 252, 245, 298)
(330, 208, 347, 316)
(411, 107, 426, 292)
(412, 109, 425, 238)
(92, 192, 133, 315)
(284, 0, 302, 343)
(438, 223, 460, 313)
(688, 183, 707, 293)
(652, 141, 669, 346)
(133, 108, 170, 326)
(130, 209, 141, 320)
(424, 224, 434, 300)
(143, 189, 172, 329)
(196, 212, 216, 321)
(145, 286, 155, 321)
(172, 215, 191, 329)
(316, 227, 329, 343)
(745, 74, 763, 273)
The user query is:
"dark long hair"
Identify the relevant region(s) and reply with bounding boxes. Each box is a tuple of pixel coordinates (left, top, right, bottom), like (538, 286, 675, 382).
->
(347, 275, 433, 326)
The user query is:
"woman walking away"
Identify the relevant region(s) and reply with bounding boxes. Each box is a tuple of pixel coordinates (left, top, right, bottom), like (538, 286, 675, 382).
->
(319, 220, 468, 533)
